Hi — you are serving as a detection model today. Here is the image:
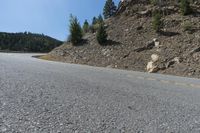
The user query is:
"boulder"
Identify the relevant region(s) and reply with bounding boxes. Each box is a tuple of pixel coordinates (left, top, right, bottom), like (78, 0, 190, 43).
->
(153, 38, 158, 42)
(154, 41, 160, 48)
(151, 54, 159, 62)
(147, 61, 159, 73)
(173, 57, 180, 64)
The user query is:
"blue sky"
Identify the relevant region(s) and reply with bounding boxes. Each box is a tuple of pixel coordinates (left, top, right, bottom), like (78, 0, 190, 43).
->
(0, 0, 120, 41)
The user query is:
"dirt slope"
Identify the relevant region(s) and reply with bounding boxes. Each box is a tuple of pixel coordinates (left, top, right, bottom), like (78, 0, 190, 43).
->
(42, 2, 200, 78)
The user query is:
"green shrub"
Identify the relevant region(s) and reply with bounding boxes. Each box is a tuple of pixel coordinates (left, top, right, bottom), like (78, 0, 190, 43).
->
(152, 10, 162, 32)
(69, 15, 83, 45)
(183, 21, 193, 31)
(96, 23, 108, 45)
(151, 0, 157, 5)
(180, 0, 192, 15)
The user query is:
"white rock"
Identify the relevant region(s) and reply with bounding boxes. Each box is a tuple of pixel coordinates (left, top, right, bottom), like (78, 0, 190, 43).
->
(125, 29, 129, 32)
(102, 49, 110, 56)
(173, 57, 180, 63)
(151, 54, 159, 62)
(147, 61, 159, 73)
(153, 38, 158, 42)
(154, 41, 160, 48)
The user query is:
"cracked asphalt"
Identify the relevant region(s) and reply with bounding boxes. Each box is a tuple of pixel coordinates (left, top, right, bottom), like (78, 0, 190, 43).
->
(1, 53, 200, 133)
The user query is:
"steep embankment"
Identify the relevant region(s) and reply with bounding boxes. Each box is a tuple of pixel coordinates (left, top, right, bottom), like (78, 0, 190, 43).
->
(0, 32, 63, 52)
(43, 2, 200, 78)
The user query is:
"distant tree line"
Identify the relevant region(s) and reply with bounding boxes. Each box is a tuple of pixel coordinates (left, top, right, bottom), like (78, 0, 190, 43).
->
(0, 32, 63, 52)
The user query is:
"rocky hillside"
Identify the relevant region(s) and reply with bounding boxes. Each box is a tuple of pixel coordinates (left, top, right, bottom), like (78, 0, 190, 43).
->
(42, 1, 200, 78)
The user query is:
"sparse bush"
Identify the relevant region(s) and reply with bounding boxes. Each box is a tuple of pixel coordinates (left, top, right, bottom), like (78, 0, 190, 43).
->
(182, 21, 193, 31)
(180, 0, 192, 15)
(152, 10, 162, 32)
(96, 23, 108, 45)
(151, 0, 157, 5)
(69, 15, 83, 45)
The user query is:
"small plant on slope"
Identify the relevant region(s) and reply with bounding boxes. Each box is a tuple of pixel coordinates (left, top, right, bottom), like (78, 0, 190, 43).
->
(96, 23, 108, 45)
(69, 14, 83, 45)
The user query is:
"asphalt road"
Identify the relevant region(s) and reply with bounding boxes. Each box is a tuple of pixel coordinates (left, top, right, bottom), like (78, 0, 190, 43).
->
(1, 53, 200, 133)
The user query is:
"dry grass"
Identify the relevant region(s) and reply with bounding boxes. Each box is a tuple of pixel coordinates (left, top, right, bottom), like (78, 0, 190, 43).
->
(39, 54, 58, 61)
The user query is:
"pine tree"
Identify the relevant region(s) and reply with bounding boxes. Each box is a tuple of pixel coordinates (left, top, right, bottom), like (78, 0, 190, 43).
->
(96, 23, 108, 45)
(103, 0, 117, 19)
(82, 20, 89, 33)
(69, 14, 83, 45)
(180, 0, 191, 15)
(97, 14, 104, 24)
(92, 17, 98, 25)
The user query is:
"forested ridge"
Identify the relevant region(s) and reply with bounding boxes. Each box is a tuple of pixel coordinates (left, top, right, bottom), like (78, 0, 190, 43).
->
(0, 32, 63, 52)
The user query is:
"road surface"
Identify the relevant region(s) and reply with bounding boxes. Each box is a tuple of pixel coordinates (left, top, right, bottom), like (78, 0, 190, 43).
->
(1, 53, 200, 133)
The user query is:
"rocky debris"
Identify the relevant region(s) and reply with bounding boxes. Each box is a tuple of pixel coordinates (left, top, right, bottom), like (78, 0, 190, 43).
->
(134, 41, 154, 52)
(137, 9, 152, 17)
(161, 6, 179, 15)
(123, 52, 130, 58)
(165, 57, 181, 68)
(134, 38, 160, 52)
(102, 49, 111, 56)
(190, 47, 200, 55)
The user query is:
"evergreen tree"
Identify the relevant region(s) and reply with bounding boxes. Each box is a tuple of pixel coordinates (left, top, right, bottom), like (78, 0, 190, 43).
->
(96, 23, 108, 45)
(97, 14, 104, 24)
(152, 10, 162, 32)
(118, 1, 122, 9)
(82, 19, 89, 33)
(69, 14, 83, 45)
(92, 17, 98, 25)
(0, 32, 62, 52)
(180, 0, 191, 15)
(103, 0, 117, 19)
